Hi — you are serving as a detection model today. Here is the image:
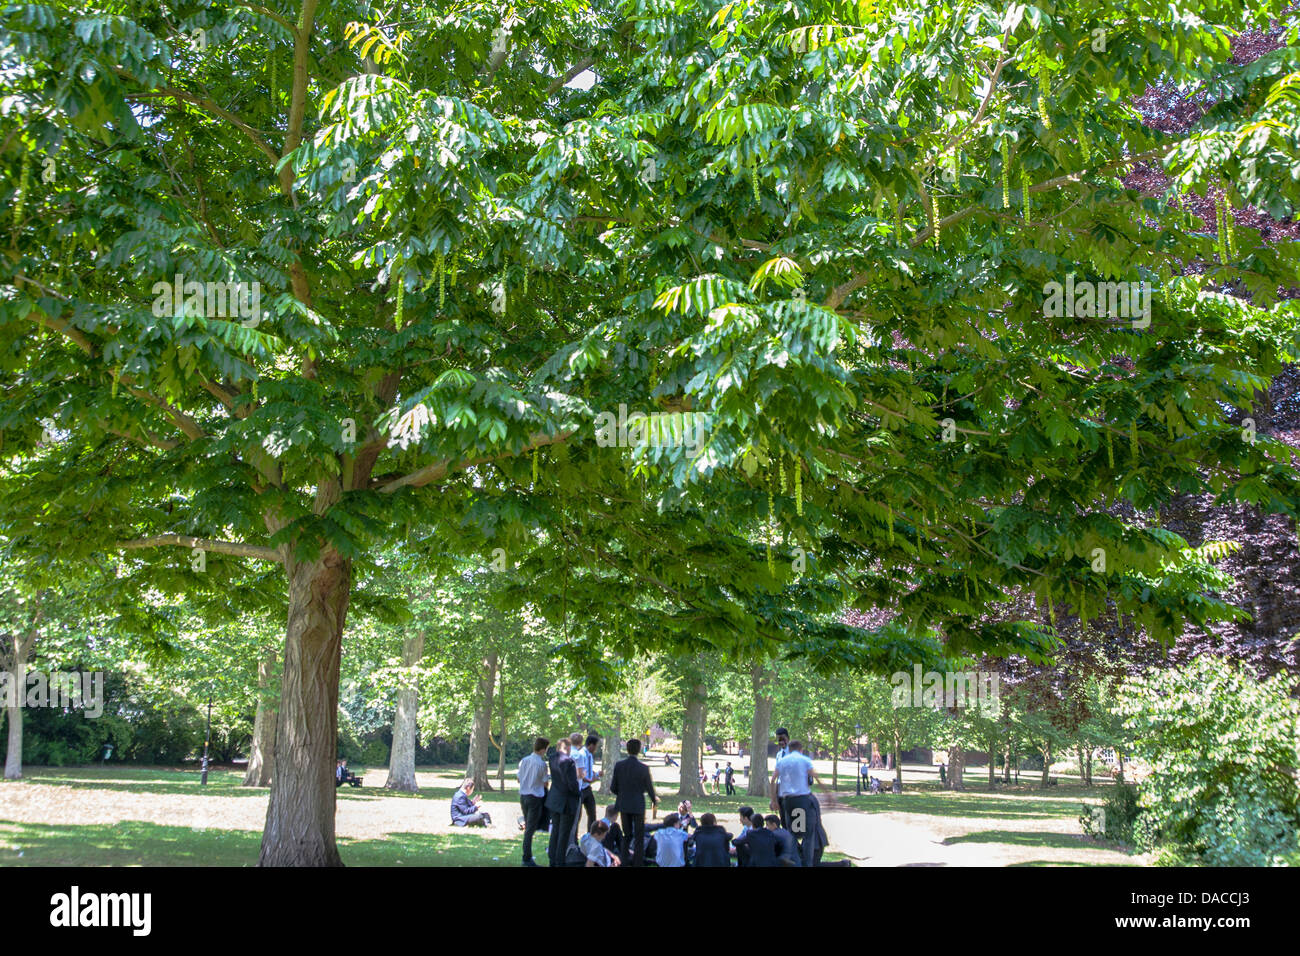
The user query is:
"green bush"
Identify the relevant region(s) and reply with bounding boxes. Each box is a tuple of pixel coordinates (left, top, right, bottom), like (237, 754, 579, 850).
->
(1079, 783, 1140, 846)
(1117, 656, 1300, 867)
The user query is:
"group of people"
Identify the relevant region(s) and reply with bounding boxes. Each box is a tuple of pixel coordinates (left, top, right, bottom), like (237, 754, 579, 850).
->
(495, 725, 833, 867)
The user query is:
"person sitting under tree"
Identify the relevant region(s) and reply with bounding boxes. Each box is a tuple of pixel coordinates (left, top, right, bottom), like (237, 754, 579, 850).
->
(450, 778, 493, 827)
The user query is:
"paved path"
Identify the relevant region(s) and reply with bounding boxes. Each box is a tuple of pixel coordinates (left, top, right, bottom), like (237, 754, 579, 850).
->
(820, 797, 1141, 867)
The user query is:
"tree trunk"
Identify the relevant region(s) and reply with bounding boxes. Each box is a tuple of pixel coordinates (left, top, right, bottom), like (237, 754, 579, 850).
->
(892, 712, 904, 792)
(258, 552, 352, 867)
(1040, 746, 1051, 787)
(4, 639, 28, 780)
(746, 662, 773, 797)
(988, 738, 996, 790)
(678, 677, 707, 798)
(494, 665, 507, 790)
(243, 649, 278, 787)
(603, 715, 622, 792)
(466, 649, 498, 791)
(384, 630, 425, 792)
(1002, 733, 1012, 784)
(946, 743, 965, 790)
(1116, 748, 1125, 784)
(1085, 747, 1093, 786)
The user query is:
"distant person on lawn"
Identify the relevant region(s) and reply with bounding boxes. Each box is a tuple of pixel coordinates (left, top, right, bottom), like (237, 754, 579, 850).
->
(450, 779, 492, 827)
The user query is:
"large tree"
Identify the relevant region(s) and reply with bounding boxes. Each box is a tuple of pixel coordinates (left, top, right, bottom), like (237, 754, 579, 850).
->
(5, 0, 1300, 867)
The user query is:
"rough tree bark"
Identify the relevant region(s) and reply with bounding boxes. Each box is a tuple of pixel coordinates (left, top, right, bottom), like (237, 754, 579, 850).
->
(493, 665, 507, 790)
(946, 743, 965, 790)
(384, 630, 425, 792)
(3, 629, 37, 781)
(746, 662, 773, 797)
(677, 677, 707, 798)
(243, 648, 278, 787)
(466, 649, 498, 791)
(1040, 745, 1052, 787)
(603, 715, 621, 788)
(258, 551, 352, 866)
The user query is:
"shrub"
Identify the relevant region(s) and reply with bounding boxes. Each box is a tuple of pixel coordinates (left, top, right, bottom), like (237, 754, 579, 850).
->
(1117, 656, 1300, 866)
(1079, 783, 1140, 846)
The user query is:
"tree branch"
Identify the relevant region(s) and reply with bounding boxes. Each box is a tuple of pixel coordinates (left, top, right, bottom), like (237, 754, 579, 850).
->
(376, 429, 575, 493)
(117, 535, 283, 563)
(546, 56, 595, 95)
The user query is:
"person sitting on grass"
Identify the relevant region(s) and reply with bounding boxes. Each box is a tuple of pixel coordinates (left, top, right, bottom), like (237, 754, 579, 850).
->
(691, 812, 733, 867)
(676, 800, 697, 831)
(450, 778, 493, 827)
(766, 814, 799, 866)
(579, 820, 622, 867)
(648, 812, 691, 867)
(731, 813, 781, 867)
(335, 758, 361, 788)
(600, 804, 624, 860)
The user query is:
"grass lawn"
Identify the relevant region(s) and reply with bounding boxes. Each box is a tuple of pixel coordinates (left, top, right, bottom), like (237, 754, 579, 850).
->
(0, 762, 1137, 866)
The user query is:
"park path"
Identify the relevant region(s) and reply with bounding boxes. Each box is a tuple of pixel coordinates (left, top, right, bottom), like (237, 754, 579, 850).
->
(819, 795, 1139, 867)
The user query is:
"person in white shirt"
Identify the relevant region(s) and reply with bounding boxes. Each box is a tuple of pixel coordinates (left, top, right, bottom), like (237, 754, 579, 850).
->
(579, 819, 621, 867)
(516, 736, 550, 867)
(770, 740, 821, 867)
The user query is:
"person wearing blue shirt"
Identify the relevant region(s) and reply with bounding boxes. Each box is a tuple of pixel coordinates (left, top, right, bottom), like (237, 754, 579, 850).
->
(649, 813, 691, 867)
(570, 732, 601, 839)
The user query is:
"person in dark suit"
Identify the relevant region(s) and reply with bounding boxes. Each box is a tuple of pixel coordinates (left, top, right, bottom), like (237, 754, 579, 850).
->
(691, 812, 733, 867)
(609, 737, 658, 866)
(545, 738, 580, 867)
(731, 817, 781, 867)
(600, 804, 624, 860)
(766, 814, 799, 865)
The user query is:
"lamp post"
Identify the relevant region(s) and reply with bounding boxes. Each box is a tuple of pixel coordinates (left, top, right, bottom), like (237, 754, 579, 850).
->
(855, 723, 862, 795)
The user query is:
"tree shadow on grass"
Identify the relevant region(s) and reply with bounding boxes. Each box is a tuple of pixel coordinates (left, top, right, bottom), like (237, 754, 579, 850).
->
(0, 819, 525, 867)
(941, 829, 1096, 850)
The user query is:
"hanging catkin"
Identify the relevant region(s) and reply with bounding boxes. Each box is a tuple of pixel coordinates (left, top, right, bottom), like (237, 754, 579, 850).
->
(394, 257, 405, 329)
(1129, 420, 1139, 460)
(1021, 168, 1031, 220)
(1074, 119, 1091, 165)
(779, 454, 786, 495)
(13, 152, 32, 232)
(931, 194, 940, 247)
(794, 461, 802, 515)
(750, 157, 760, 203)
(1225, 199, 1237, 259)
(894, 198, 903, 240)
(1106, 428, 1114, 469)
(887, 504, 894, 544)
(1037, 67, 1052, 130)
(532, 448, 538, 485)
(436, 251, 446, 310)
(1000, 139, 1010, 209)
